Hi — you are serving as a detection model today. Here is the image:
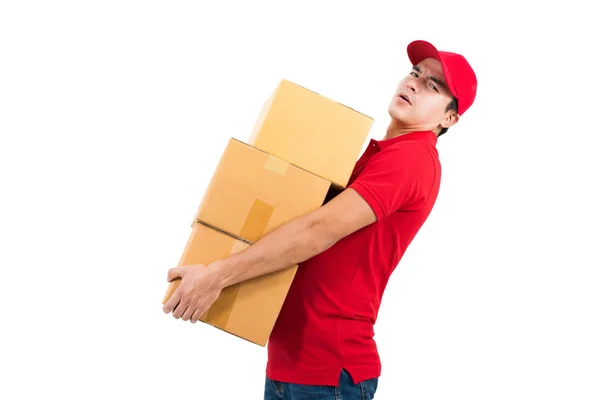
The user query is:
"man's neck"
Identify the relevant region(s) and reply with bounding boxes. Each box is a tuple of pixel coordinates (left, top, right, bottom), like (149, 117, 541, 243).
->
(384, 121, 437, 140)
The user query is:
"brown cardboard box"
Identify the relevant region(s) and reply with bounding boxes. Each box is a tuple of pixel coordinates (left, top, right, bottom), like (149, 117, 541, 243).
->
(162, 222, 297, 347)
(190, 137, 331, 242)
(248, 79, 373, 188)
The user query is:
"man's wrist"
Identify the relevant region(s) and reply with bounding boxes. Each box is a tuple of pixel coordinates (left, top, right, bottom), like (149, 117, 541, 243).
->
(206, 259, 231, 289)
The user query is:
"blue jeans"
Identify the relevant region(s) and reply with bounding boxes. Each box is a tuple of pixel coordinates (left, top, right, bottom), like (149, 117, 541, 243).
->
(264, 369, 378, 400)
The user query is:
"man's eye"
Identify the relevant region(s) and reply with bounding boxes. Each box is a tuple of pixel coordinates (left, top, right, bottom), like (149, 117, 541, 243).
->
(429, 84, 439, 92)
(410, 72, 418, 77)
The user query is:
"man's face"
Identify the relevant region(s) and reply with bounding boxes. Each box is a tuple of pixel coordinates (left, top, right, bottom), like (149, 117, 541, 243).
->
(388, 57, 457, 132)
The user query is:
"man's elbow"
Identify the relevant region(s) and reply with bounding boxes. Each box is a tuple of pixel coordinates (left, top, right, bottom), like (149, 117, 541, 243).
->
(302, 188, 376, 256)
(309, 217, 339, 254)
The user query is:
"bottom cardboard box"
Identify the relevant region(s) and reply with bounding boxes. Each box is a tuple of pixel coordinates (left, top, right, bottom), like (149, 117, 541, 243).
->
(162, 222, 297, 347)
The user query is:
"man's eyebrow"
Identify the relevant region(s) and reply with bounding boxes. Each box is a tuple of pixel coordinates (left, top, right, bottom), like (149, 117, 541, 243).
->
(429, 75, 449, 92)
(412, 65, 449, 92)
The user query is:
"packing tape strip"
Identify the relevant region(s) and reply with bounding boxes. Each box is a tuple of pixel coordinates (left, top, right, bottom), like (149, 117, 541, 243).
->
(197, 198, 273, 323)
(264, 154, 289, 176)
(202, 198, 272, 325)
(239, 198, 274, 243)
(203, 239, 249, 326)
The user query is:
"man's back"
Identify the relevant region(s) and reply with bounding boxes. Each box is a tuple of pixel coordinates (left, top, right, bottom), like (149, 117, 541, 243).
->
(267, 130, 442, 386)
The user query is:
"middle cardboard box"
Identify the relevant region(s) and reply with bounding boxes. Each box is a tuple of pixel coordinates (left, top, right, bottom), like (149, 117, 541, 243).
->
(190, 137, 332, 242)
(164, 137, 331, 346)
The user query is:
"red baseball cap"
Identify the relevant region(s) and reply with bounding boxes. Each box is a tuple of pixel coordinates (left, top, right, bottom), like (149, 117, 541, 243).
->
(407, 40, 477, 115)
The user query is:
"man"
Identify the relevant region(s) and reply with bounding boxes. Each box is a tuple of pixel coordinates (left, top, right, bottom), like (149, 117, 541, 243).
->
(163, 39, 477, 399)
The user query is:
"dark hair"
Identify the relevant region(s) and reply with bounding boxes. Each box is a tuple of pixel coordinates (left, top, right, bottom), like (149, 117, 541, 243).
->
(438, 97, 458, 137)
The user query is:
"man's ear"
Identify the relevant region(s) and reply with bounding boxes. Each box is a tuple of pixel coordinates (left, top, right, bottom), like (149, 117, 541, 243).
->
(441, 111, 460, 130)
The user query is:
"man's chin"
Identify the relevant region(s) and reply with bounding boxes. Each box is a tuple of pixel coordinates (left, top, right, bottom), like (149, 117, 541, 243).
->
(388, 108, 409, 123)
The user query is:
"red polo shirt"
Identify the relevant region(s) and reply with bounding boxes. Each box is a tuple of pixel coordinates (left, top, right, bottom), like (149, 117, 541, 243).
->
(266, 130, 442, 386)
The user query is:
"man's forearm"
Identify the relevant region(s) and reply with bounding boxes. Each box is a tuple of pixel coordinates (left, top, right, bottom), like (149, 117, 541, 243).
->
(209, 212, 333, 288)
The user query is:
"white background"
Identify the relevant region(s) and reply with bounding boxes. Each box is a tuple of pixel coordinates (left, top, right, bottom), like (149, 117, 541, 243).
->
(1, 1, 599, 399)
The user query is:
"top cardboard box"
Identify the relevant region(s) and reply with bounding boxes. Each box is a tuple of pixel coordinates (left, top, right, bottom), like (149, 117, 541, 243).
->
(248, 79, 373, 188)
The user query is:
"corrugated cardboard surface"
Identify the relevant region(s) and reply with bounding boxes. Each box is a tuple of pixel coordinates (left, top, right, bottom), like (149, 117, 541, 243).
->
(162, 223, 298, 347)
(248, 79, 373, 188)
(191, 138, 331, 243)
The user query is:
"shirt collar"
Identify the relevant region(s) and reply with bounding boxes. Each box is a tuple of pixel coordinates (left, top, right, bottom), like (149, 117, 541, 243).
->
(372, 130, 438, 150)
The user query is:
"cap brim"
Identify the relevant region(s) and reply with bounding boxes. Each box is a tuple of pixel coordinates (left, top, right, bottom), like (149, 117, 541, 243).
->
(407, 40, 457, 101)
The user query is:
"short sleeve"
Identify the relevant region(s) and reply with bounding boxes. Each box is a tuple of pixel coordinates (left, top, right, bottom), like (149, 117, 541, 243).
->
(348, 142, 436, 220)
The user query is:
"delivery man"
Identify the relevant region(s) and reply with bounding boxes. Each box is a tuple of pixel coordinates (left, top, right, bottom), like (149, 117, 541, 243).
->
(163, 39, 478, 399)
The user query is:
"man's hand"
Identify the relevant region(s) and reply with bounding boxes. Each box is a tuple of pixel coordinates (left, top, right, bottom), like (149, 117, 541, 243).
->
(162, 264, 224, 323)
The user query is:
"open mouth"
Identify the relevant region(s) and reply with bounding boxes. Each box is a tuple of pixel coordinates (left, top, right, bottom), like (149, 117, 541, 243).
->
(398, 93, 411, 104)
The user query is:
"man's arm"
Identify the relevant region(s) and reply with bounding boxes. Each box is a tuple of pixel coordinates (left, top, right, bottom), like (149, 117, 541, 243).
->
(211, 188, 376, 288)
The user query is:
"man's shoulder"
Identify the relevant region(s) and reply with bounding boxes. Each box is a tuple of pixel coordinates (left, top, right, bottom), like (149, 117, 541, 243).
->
(385, 138, 436, 152)
(379, 139, 439, 168)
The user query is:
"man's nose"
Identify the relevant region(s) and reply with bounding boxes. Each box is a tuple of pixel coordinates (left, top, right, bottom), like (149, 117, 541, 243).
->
(406, 81, 417, 93)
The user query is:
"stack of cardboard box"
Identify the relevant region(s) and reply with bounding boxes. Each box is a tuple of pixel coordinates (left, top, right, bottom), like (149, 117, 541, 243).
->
(162, 79, 373, 346)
